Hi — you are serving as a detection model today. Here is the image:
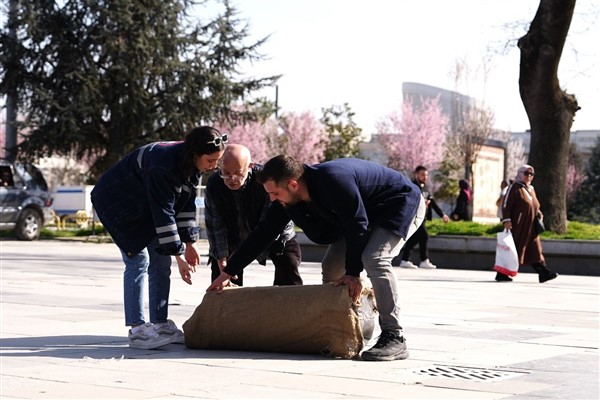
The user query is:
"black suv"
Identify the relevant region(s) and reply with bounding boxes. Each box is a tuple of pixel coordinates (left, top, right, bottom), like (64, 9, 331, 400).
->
(0, 159, 53, 240)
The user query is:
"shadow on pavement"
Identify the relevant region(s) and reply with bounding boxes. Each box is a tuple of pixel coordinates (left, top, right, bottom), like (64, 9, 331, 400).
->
(0, 335, 334, 361)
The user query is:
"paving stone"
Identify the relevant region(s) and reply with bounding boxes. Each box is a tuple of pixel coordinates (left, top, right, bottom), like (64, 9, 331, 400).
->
(1, 239, 598, 399)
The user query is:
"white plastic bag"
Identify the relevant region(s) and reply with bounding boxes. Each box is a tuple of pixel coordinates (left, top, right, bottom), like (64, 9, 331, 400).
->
(493, 230, 519, 277)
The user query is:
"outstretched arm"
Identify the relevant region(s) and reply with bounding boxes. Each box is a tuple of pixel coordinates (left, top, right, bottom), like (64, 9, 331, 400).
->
(206, 270, 234, 293)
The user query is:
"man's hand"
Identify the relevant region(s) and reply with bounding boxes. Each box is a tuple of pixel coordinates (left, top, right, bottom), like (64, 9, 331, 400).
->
(184, 243, 200, 267)
(217, 257, 227, 272)
(442, 214, 450, 223)
(503, 220, 512, 230)
(176, 255, 195, 285)
(334, 275, 363, 304)
(207, 271, 235, 294)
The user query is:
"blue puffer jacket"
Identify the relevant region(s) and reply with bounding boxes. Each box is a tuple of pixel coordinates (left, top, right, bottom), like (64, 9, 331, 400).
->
(91, 141, 200, 257)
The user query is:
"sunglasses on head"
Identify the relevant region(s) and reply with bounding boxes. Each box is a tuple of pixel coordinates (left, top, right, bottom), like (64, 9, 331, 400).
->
(523, 171, 535, 177)
(206, 134, 228, 146)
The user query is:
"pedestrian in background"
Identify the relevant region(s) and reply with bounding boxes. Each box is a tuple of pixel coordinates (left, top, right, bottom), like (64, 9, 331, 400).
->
(495, 165, 558, 283)
(451, 179, 473, 221)
(397, 165, 449, 270)
(204, 144, 302, 287)
(91, 126, 227, 349)
(495, 179, 510, 221)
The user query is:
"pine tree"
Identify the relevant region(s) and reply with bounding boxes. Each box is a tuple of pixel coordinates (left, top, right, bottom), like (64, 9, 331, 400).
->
(0, 0, 278, 180)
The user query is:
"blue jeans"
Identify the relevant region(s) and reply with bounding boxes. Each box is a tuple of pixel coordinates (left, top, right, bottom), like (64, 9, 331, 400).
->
(119, 238, 172, 326)
(321, 196, 426, 333)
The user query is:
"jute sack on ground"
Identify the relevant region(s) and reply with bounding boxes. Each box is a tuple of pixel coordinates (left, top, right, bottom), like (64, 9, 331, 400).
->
(183, 283, 377, 359)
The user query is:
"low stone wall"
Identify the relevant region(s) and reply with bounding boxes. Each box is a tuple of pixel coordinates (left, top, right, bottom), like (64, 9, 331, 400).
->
(296, 233, 600, 277)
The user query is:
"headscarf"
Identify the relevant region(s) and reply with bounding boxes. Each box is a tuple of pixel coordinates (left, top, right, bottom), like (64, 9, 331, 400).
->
(515, 164, 534, 183)
(458, 179, 472, 202)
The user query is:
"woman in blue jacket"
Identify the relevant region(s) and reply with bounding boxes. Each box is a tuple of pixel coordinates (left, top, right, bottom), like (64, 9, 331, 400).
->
(92, 126, 226, 349)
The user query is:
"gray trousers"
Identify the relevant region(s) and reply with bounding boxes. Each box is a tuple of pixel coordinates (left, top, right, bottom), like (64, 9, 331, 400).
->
(321, 196, 426, 333)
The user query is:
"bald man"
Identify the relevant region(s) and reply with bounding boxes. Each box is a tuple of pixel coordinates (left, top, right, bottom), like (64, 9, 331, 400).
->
(203, 144, 303, 286)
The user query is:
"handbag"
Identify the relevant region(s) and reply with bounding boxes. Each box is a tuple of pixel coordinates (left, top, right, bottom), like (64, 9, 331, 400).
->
(534, 217, 545, 235)
(493, 229, 519, 277)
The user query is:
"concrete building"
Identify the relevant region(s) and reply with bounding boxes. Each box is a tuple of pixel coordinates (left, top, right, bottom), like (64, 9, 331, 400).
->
(401, 81, 482, 121)
(512, 129, 600, 164)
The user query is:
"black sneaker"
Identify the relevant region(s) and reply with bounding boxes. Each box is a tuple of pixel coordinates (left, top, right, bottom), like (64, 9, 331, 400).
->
(361, 330, 409, 361)
(495, 272, 513, 282)
(539, 271, 558, 283)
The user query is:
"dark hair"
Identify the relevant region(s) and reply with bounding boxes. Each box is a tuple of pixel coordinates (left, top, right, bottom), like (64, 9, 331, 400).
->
(179, 126, 225, 178)
(458, 179, 470, 190)
(257, 155, 305, 185)
(414, 165, 427, 173)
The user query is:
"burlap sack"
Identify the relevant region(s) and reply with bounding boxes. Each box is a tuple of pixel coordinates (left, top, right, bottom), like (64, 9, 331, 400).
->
(183, 283, 377, 359)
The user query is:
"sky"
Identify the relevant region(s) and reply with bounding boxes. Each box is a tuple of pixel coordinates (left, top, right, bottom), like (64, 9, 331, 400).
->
(201, 0, 599, 134)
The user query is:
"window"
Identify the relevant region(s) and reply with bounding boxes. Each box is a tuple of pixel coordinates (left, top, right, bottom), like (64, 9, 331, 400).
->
(0, 166, 14, 188)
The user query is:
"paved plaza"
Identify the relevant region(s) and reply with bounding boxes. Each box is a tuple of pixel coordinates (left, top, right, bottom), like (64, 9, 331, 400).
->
(1, 239, 598, 399)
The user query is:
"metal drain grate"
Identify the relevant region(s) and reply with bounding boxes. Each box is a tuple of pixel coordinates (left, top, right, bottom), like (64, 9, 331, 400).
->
(412, 365, 527, 382)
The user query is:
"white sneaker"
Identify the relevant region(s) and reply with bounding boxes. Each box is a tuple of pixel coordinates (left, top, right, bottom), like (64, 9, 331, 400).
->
(399, 260, 418, 269)
(154, 319, 185, 344)
(128, 322, 172, 349)
(419, 259, 437, 269)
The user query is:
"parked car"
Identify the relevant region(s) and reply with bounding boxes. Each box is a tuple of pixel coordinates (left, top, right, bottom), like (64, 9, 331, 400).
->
(0, 159, 53, 240)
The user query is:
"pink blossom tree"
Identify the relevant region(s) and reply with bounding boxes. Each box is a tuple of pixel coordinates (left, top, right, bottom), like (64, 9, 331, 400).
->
(216, 119, 279, 164)
(278, 111, 329, 164)
(566, 163, 586, 205)
(376, 96, 448, 175)
(565, 143, 587, 209)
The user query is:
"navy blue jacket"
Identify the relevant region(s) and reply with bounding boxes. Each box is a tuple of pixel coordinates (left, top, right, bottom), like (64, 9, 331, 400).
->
(91, 141, 200, 257)
(223, 158, 421, 277)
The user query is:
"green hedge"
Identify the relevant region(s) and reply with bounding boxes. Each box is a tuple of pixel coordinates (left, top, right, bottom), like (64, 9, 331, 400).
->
(426, 219, 600, 240)
(40, 225, 107, 238)
(2, 220, 597, 241)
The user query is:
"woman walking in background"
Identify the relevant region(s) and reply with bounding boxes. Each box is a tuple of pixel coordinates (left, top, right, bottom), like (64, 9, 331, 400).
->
(451, 179, 473, 221)
(496, 165, 558, 283)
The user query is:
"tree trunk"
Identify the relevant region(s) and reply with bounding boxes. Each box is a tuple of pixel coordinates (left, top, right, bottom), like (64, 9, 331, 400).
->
(517, 0, 580, 234)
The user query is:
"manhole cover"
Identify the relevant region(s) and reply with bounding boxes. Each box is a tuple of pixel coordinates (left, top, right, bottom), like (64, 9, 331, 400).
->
(412, 365, 527, 382)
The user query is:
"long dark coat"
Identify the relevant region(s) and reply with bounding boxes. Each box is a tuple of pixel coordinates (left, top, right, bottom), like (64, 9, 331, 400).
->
(502, 181, 544, 265)
(452, 189, 473, 221)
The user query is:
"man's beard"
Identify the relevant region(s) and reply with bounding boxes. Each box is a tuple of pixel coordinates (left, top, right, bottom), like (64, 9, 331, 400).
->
(280, 191, 303, 208)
